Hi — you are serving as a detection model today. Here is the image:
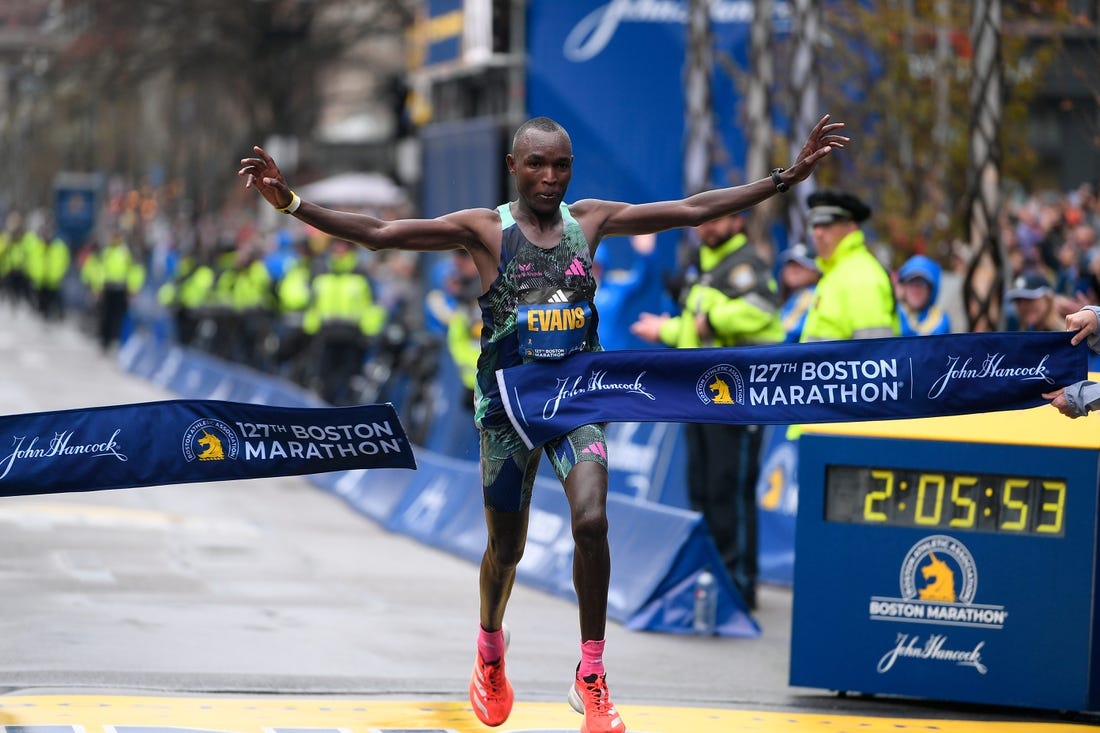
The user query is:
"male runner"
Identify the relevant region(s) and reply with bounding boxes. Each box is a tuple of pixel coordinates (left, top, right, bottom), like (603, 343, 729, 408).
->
(238, 113, 846, 733)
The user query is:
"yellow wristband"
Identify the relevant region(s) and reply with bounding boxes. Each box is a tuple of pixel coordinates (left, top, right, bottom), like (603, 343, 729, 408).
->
(276, 190, 301, 214)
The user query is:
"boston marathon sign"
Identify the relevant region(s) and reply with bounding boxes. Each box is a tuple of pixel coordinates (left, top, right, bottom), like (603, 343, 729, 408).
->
(0, 400, 416, 497)
(745, 358, 902, 406)
(497, 332, 1084, 449)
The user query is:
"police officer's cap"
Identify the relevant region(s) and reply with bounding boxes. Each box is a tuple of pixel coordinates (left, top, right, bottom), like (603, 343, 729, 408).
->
(806, 189, 872, 226)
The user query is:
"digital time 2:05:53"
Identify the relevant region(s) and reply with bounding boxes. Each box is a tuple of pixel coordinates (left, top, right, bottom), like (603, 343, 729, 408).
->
(824, 465, 1066, 536)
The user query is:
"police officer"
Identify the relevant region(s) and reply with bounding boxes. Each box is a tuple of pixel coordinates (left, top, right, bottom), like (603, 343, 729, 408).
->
(19, 222, 48, 316)
(631, 211, 784, 609)
(227, 245, 277, 370)
(302, 238, 385, 405)
(5, 215, 33, 306)
(30, 225, 72, 322)
(272, 238, 319, 385)
(168, 250, 218, 347)
(83, 232, 146, 351)
(800, 189, 898, 342)
(0, 219, 11, 303)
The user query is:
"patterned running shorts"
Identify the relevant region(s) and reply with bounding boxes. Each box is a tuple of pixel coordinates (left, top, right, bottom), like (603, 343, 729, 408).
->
(478, 421, 608, 512)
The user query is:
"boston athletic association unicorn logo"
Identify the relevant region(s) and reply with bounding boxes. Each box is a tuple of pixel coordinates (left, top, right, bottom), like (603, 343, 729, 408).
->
(708, 375, 736, 404)
(696, 364, 745, 406)
(898, 535, 977, 606)
(182, 418, 239, 463)
(196, 430, 225, 461)
(917, 553, 957, 602)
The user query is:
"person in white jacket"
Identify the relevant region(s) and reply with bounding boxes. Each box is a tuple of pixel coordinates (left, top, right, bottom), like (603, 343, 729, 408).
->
(1044, 305, 1100, 416)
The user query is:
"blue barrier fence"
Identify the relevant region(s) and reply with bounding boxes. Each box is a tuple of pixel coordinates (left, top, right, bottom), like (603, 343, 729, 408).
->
(118, 332, 759, 636)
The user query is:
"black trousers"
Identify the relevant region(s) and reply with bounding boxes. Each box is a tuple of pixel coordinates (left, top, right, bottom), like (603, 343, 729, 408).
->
(685, 421, 762, 607)
(37, 286, 64, 321)
(313, 323, 367, 406)
(98, 286, 128, 350)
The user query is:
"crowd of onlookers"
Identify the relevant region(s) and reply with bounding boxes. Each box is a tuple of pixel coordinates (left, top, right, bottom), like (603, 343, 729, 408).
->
(998, 182, 1100, 331)
(836, 181, 1099, 341)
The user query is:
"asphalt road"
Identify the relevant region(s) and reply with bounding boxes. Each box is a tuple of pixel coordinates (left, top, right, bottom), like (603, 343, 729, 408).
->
(0, 299, 1093, 731)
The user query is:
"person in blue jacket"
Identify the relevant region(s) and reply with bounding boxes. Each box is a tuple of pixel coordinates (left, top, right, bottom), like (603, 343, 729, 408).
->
(897, 254, 951, 336)
(777, 242, 820, 343)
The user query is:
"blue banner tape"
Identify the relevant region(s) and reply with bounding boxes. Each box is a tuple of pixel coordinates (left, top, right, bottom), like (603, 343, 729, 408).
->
(496, 332, 1086, 448)
(0, 400, 416, 496)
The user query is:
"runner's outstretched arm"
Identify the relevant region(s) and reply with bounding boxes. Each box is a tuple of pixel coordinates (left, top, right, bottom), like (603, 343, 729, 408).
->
(238, 146, 494, 253)
(586, 114, 848, 239)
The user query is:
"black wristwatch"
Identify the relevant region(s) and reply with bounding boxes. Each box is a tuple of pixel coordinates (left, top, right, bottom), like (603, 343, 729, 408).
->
(770, 167, 789, 193)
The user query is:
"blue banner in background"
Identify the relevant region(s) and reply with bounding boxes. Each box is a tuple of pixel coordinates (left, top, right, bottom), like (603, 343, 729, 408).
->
(0, 400, 416, 497)
(497, 332, 1085, 448)
(526, 0, 765, 215)
(53, 172, 101, 247)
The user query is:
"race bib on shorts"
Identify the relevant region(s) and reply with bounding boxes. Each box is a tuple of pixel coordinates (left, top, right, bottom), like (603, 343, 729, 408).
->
(517, 288, 591, 360)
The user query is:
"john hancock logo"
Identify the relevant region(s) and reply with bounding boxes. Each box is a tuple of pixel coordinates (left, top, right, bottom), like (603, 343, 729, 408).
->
(696, 364, 745, 406)
(869, 535, 1007, 676)
(927, 352, 1055, 399)
(182, 418, 240, 462)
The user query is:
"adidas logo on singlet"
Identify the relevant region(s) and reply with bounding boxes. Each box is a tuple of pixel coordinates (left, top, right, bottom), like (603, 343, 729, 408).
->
(565, 258, 586, 277)
(548, 289, 570, 303)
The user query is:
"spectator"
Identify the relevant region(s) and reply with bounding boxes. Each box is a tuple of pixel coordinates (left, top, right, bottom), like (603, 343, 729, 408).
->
(897, 254, 951, 336)
(777, 242, 820, 343)
(1006, 272, 1063, 332)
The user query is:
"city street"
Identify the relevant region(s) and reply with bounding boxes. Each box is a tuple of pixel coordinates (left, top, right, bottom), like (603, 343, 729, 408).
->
(0, 301, 1092, 732)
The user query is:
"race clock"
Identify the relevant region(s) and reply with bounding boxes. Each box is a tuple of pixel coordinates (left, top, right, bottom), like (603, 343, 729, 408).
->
(824, 465, 1066, 536)
(790, 407, 1100, 712)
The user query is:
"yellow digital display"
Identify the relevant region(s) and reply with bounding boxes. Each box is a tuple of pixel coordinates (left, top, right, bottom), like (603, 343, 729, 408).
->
(825, 465, 1067, 536)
